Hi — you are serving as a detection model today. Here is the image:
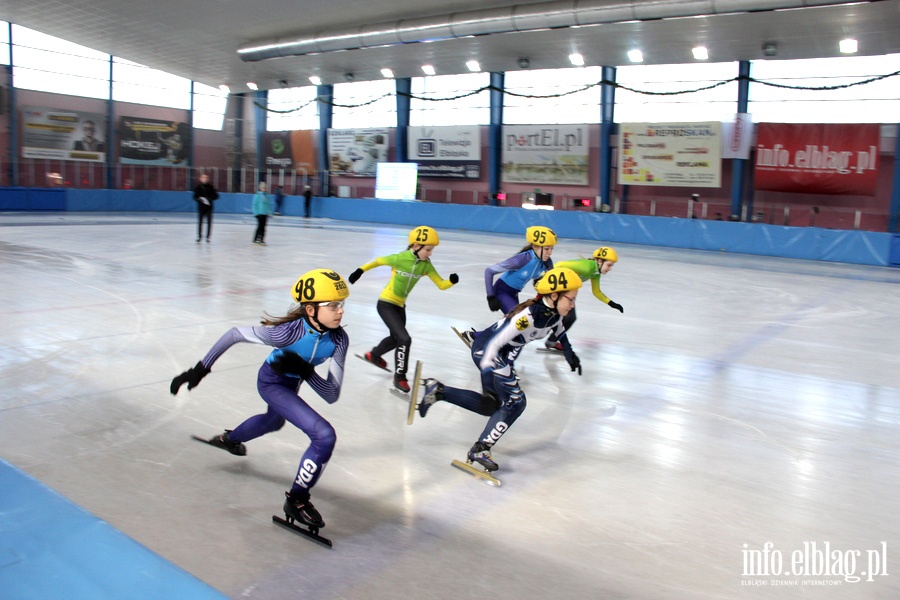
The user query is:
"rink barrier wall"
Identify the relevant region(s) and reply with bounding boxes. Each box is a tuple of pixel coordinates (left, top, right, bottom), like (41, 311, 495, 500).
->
(1, 188, 897, 267)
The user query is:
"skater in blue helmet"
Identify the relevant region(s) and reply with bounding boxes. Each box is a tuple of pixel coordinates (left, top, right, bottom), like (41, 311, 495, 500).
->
(170, 269, 350, 530)
(415, 267, 583, 472)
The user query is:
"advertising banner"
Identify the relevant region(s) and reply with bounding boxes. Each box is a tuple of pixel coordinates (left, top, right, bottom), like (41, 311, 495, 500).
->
(408, 125, 481, 179)
(21, 107, 106, 162)
(722, 113, 753, 160)
(618, 122, 721, 188)
(753, 123, 879, 196)
(261, 130, 317, 172)
(328, 128, 390, 176)
(118, 117, 190, 165)
(502, 125, 589, 185)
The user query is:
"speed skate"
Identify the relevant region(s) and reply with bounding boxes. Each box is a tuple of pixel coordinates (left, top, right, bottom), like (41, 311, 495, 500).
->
(272, 514, 333, 548)
(451, 459, 502, 487)
(390, 361, 423, 420)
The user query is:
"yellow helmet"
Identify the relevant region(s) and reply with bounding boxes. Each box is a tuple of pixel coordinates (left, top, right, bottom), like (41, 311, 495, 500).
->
(291, 269, 350, 303)
(409, 226, 440, 246)
(526, 226, 557, 247)
(534, 267, 582, 295)
(592, 246, 619, 262)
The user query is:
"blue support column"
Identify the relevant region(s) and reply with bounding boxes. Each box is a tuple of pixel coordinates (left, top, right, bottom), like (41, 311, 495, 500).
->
(317, 84, 334, 196)
(890, 125, 900, 232)
(730, 61, 751, 220)
(7, 23, 17, 187)
(252, 90, 268, 179)
(395, 78, 411, 163)
(489, 72, 504, 200)
(599, 66, 616, 212)
(106, 56, 115, 189)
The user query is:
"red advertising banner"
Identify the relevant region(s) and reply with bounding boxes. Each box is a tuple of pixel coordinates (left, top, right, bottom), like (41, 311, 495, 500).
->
(754, 123, 879, 196)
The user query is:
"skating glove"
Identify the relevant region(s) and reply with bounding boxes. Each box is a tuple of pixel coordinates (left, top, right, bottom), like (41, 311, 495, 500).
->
(449, 273, 459, 284)
(563, 348, 582, 375)
(170, 361, 210, 395)
(487, 295, 501, 312)
(608, 300, 624, 313)
(270, 351, 316, 380)
(348, 268, 364, 284)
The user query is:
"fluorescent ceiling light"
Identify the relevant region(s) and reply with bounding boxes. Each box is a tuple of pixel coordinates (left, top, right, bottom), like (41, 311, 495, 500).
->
(839, 38, 858, 53)
(627, 49, 643, 63)
(692, 46, 708, 60)
(218, 84, 230, 93)
(569, 53, 584, 66)
(308, 76, 321, 86)
(421, 64, 436, 76)
(246, 82, 258, 90)
(466, 60, 481, 72)
(381, 68, 394, 78)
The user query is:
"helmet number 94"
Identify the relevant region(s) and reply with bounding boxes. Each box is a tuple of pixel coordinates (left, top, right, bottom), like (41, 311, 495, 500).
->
(531, 230, 546, 245)
(294, 277, 316, 301)
(545, 271, 568, 290)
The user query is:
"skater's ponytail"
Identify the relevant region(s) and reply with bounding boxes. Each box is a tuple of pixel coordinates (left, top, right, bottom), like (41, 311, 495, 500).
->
(261, 304, 307, 326)
(505, 297, 540, 319)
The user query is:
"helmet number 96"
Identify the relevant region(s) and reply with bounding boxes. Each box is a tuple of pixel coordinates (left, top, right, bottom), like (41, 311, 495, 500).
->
(545, 271, 568, 290)
(294, 277, 316, 301)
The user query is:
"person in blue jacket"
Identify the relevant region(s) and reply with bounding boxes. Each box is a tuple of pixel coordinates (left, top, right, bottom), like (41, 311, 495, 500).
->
(252, 181, 274, 245)
(170, 269, 350, 530)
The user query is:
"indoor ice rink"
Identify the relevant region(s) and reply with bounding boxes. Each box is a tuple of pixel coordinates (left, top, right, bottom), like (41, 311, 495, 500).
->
(1, 212, 898, 599)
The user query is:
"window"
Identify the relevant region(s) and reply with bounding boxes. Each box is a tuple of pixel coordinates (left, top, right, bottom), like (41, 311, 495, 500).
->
(266, 86, 319, 131)
(504, 67, 602, 125)
(193, 83, 228, 130)
(1, 21, 9, 66)
(112, 57, 191, 109)
(615, 62, 740, 123)
(749, 54, 900, 123)
(11, 25, 110, 99)
(410, 73, 490, 126)
(331, 80, 395, 129)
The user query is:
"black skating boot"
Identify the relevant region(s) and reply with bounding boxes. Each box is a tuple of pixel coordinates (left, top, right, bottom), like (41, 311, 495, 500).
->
(283, 491, 325, 528)
(418, 378, 444, 418)
(207, 430, 247, 456)
(467, 441, 499, 472)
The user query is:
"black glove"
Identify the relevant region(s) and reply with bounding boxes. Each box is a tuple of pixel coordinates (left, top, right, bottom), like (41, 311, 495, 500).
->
(563, 348, 582, 376)
(449, 273, 459, 284)
(269, 351, 316, 380)
(348, 268, 364, 284)
(170, 361, 210, 395)
(608, 301, 624, 313)
(487, 295, 501, 312)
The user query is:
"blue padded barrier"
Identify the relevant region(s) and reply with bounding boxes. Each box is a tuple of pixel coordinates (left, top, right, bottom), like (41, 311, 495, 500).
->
(0, 188, 66, 211)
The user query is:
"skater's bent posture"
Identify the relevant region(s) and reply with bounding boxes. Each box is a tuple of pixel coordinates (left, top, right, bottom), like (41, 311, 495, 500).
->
(170, 269, 350, 529)
(417, 267, 583, 472)
(544, 246, 623, 351)
(348, 226, 458, 393)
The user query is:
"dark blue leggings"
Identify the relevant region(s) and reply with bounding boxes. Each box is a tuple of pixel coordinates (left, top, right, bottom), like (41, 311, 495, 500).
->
(441, 366, 526, 448)
(229, 363, 336, 499)
(492, 278, 522, 314)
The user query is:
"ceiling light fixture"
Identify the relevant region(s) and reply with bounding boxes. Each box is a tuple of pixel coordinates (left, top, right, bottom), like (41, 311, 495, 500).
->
(517, 58, 530, 69)
(762, 42, 778, 57)
(466, 60, 481, 72)
(421, 64, 436, 76)
(692, 46, 708, 60)
(569, 53, 584, 66)
(839, 38, 858, 54)
(627, 49, 643, 63)
(218, 84, 231, 94)
(308, 76, 321, 86)
(246, 82, 258, 91)
(344, 72, 355, 82)
(381, 68, 394, 78)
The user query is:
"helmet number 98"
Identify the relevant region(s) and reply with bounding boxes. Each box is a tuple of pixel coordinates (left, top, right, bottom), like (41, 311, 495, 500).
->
(294, 277, 316, 301)
(546, 271, 568, 290)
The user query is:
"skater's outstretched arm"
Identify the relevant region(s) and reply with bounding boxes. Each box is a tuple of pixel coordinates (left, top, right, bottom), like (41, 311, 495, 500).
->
(305, 328, 348, 404)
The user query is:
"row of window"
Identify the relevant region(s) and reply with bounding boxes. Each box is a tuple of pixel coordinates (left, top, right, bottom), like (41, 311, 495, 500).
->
(3, 22, 898, 133)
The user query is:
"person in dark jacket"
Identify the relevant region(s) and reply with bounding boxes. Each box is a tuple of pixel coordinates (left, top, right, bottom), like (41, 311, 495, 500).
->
(193, 173, 219, 242)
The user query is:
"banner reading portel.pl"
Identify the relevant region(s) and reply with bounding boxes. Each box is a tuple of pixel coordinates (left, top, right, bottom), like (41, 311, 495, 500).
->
(754, 123, 879, 196)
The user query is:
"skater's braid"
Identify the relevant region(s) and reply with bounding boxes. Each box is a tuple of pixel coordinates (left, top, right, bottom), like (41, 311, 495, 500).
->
(505, 297, 540, 319)
(260, 304, 309, 326)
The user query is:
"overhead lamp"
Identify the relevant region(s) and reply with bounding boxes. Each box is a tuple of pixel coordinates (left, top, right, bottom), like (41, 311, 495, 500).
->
(569, 53, 584, 66)
(344, 72, 355, 82)
(517, 58, 530, 69)
(692, 46, 708, 60)
(421, 64, 436, 76)
(762, 42, 778, 57)
(627, 49, 643, 63)
(308, 76, 321, 86)
(466, 60, 481, 72)
(381, 68, 394, 78)
(218, 84, 231, 94)
(246, 82, 258, 91)
(839, 38, 858, 54)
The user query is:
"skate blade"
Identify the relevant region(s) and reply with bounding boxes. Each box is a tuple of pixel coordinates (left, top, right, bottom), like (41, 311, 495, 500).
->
(536, 348, 563, 354)
(406, 360, 423, 425)
(272, 515, 333, 548)
(390, 387, 410, 400)
(451, 459, 501, 487)
(450, 326, 473, 348)
(354, 353, 391, 372)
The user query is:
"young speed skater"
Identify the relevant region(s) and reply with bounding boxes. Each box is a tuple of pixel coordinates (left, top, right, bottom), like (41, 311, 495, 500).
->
(348, 226, 458, 393)
(415, 267, 583, 472)
(170, 269, 350, 531)
(458, 226, 556, 347)
(544, 246, 623, 351)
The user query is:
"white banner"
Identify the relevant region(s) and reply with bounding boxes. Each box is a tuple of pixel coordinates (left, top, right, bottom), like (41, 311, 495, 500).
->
(327, 128, 390, 176)
(502, 125, 589, 185)
(722, 113, 753, 160)
(408, 125, 481, 179)
(618, 122, 722, 188)
(21, 107, 106, 162)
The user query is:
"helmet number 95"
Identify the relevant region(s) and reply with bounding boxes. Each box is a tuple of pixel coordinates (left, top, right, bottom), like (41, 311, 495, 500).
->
(530, 230, 547, 245)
